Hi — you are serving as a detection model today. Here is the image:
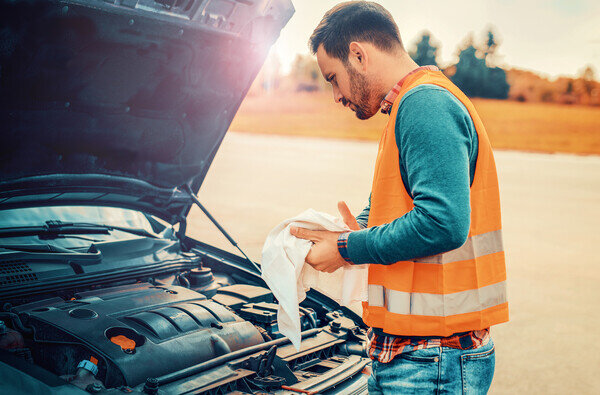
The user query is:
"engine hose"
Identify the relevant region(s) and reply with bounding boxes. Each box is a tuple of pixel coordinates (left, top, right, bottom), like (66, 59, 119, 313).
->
(0, 312, 33, 334)
(299, 307, 317, 329)
(177, 273, 191, 288)
(338, 342, 367, 357)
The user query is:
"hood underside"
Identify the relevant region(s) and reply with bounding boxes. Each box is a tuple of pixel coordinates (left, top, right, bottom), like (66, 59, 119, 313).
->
(0, 0, 293, 222)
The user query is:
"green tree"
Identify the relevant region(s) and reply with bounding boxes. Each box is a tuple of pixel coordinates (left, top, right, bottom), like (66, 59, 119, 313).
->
(410, 32, 439, 67)
(451, 36, 486, 97)
(483, 29, 498, 66)
(485, 67, 510, 99)
(450, 33, 509, 99)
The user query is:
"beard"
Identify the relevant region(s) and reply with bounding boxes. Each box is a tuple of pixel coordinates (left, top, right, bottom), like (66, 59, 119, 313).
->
(344, 64, 379, 120)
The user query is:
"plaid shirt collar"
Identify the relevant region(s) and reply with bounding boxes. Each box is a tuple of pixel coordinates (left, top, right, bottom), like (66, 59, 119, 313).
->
(380, 65, 440, 115)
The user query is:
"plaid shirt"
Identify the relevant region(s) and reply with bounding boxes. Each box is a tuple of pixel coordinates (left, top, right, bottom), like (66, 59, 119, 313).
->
(367, 327, 490, 363)
(379, 65, 440, 114)
(337, 65, 491, 363)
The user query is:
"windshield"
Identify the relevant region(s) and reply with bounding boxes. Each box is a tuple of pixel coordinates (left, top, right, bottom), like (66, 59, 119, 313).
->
(0, 206, 158, 249)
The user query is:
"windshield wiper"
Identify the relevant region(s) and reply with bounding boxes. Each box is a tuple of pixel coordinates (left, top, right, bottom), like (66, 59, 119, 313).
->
(0, 243, 102, 265)
(0, 220, 157, 239)
(0, 243, 80, 253)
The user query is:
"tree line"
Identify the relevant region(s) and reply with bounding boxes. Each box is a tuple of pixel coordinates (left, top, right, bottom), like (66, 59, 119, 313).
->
(411, 30, 510, 99)
(251, 28, 598, 105)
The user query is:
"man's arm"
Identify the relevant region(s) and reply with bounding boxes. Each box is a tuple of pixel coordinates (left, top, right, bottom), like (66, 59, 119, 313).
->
(344, 86, 476, 265)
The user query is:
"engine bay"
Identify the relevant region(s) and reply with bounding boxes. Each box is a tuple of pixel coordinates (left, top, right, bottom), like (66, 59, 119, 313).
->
(0, 0, 372, 392)
(0, 244, 370, 394)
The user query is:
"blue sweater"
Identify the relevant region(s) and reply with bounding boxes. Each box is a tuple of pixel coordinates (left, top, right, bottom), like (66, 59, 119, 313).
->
(346, 84, 479, 265)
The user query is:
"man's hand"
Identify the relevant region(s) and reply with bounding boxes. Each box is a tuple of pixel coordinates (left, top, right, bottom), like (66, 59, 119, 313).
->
(289, 226, 347, 273)
(337, 201, 361, 230)
(289, 201, 358, 273)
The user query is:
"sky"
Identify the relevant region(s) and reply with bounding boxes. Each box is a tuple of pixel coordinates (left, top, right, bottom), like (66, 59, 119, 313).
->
(269, 0, 600, 79)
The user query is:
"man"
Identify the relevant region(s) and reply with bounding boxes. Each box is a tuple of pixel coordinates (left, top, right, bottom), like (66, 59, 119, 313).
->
(289, 2, 508, 393)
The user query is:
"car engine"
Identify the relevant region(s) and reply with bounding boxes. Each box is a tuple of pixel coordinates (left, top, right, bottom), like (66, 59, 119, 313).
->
(13, 284, 267, 388)
(0, 247, 370, 394)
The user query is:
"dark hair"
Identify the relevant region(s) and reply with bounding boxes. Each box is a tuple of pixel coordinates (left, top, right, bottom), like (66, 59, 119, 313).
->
(309, 1, 403, 62)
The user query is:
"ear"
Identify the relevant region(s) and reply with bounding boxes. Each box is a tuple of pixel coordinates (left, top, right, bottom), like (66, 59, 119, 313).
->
(348, 42, 368, 72)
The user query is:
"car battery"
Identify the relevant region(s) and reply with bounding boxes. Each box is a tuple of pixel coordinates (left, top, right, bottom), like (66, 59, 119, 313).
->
(238, 302, 317, 339)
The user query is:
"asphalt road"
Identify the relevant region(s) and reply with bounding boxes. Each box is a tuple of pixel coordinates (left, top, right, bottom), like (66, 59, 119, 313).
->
(187, 131, 600, 394)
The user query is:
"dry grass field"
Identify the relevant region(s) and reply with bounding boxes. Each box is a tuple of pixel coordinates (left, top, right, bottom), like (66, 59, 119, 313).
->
(230, 92, 600, 155)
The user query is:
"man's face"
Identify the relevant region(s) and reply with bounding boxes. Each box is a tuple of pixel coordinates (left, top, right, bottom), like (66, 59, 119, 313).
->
(316, 45, 380, 120)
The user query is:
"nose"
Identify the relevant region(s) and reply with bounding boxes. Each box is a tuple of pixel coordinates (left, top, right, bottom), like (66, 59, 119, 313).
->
(332, 85, 343, 104)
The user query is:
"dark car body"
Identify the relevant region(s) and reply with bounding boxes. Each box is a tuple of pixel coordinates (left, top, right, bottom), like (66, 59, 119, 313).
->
(0, 0, 370, 393)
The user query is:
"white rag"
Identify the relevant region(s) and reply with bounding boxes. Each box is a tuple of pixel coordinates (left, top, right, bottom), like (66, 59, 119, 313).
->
(260, 208, 368, 350)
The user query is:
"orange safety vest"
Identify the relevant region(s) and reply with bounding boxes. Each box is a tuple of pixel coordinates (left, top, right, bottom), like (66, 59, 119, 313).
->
(363, 69, 509, 336)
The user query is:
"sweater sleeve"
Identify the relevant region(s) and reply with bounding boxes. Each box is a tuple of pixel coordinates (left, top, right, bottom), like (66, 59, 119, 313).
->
(355, 193, 371, 229)
(345, 86, 475, 265)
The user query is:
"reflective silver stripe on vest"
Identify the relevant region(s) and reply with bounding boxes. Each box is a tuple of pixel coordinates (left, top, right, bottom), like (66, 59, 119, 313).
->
(367, 281, 507, 316)
(413, 229, 504, 264)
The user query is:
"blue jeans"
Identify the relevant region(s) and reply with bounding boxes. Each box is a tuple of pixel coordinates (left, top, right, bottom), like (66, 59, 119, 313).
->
(367, 339, 495, 394)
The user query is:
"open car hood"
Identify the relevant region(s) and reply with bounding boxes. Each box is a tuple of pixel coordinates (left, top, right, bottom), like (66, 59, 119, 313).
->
(0, 0, 293, 223)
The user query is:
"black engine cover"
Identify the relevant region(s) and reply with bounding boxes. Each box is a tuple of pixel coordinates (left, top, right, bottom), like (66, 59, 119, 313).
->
(15, 283, 264, 387)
